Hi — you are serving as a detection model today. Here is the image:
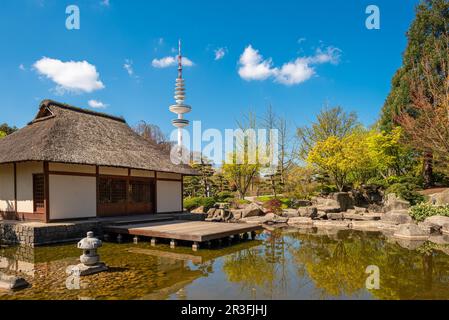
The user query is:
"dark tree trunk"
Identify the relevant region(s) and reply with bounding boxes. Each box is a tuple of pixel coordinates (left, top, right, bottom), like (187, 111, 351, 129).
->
(423, 152, 434, 189)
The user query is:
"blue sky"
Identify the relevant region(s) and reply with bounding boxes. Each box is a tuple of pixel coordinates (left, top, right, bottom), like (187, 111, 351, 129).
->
(0, 0, 419, 138)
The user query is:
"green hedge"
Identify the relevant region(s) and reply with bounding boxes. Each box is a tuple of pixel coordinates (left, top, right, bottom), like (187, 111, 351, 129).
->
(409, 203, 449, 222)
(183, 197, 217, 211)
(386, 183, 425, 206)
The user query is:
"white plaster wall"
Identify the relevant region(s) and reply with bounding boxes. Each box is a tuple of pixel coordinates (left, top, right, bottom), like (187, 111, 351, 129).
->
(49, 163, 96, 174)
(49, 175, 96, 220)
(157, 180, 182, 213)
(157, 172, 182, 180)
(99, 166, 128, 176)
(16, 161, 43, 213)
(0, 164, 15, 212)
(131, 169, 155, 178)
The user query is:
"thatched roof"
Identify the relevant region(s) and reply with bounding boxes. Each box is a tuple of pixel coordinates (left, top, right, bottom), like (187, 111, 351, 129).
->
(0, 100, 197, 175)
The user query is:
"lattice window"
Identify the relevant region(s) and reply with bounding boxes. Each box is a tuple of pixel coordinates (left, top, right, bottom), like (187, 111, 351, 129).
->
(130, 180, 152, 203)
(33, 174, 45, 212)
(99, 177, 127, 204)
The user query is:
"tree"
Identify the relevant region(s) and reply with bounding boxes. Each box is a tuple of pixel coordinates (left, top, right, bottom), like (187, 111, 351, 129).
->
(262, 105, 293, 186)
(397, 36, 449, 173)
(133, 121, 173, 153)
(379, 0, 449, 186)
(366, 127, 415, 178)
(296, 105, 359, 160)
(0, 123, 18, 135)
(306, 131, 371, 191)
(0, 131, 6, 139)
(184, 156, 216, 198)
(222, 152, 260, 199)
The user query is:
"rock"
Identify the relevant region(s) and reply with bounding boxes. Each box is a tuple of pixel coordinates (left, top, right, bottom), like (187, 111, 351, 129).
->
(315, 211, 328, 220)
(327, 212, 344, 220)
(428, 234, 449, 245)
(287, 217, 313, 226)
(393, 223, 429, 240)
(0, 273, 29, 290)
(313, 220, 351, 229)
(424, 215, 449, 228)
(282, 208, 299, 217)
(354, 206, 368, 214)
(344, 212, 381, 221)
(207, 208, 217, 216)
(191, 206, 205, 214)
(429, 189, 449, 205)
(317, 206, 341, 213)
(332, 192, 354, 211)
(381, 211, 413, 225)
(240, 213, 276, 225)
(241, 203, 264, 218)
(394, 239, 427, 250)
(230, 209, 243, 220)
(312, 197, 338, 207)
(205, 208, 233, 222)
(383, 193, 410, 212)
(294, 199, 313, 207)
(443, 223, 449, 235)
(418, 221, 442, 234)
(297, 206, 318, 218)
(266, 216, 289, 224)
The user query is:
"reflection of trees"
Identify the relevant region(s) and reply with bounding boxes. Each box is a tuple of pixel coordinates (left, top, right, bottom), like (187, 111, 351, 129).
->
(291, 233, 366, 298)
(222, 231, 293, 298)
(290, 231, 449, 300)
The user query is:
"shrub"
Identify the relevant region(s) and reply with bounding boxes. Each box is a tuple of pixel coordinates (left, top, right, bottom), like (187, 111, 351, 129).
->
(264, 198, 283, 215)
(409, 203, 449, 222)
(386, 183, 425, 205)
(183, 197, 217, 211)
(216, 191, 234, 202)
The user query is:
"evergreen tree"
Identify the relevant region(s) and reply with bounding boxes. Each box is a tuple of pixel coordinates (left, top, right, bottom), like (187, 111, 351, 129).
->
(380, 0, 449, 130)
(379, 0, 449, 187)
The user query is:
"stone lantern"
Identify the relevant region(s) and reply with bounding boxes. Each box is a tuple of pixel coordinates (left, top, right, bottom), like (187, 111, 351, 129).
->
(67, 231, 108, 277)
(78, 231, 102, 266)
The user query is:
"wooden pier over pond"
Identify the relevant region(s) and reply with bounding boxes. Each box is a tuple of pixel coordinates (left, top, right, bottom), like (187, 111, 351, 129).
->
(104, 220, 262, 251)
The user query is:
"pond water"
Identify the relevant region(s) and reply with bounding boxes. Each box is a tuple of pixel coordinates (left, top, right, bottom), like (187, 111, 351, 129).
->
(1, 228, 449, 300)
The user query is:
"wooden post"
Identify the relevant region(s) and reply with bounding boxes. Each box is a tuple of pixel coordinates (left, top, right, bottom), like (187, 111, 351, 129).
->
(43, 161, 50, 223)
(13, 163, 17, 219)
(133, 236, 139, 244)
(192, 242, 199, 251)
(151, 238, 157, 246)
(170, 239, 177, 249)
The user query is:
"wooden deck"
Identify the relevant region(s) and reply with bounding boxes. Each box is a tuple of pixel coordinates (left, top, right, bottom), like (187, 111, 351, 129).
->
(104, 220, 261, 244)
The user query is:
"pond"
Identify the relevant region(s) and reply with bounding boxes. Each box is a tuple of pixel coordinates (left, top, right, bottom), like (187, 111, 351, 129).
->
(1, 228, 449, 300)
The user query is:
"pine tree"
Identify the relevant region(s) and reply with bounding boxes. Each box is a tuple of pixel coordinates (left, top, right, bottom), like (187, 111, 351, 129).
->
(379, 0, 449, 187)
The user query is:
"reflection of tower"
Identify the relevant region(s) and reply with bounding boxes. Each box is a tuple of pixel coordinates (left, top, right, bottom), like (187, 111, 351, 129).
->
(169, 40, 191, 152)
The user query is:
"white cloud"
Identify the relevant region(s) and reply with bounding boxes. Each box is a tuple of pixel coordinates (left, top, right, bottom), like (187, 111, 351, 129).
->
(19, 64, 26, 71)
(151, 56, 194, 68)
(88, 99, 108, 109)
(100, 0, 110, 6)
(238, 45, 275, 81)
(238, 45, 341, 86)
(123, 59, 134, 76)
(34, 57, 105, 94)
(214, 47, 227, 61)
(274, 58, 315, 85)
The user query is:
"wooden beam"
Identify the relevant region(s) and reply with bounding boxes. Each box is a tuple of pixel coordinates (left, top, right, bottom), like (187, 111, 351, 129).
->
(181, 174, 184, 212)
(48, 171, 96, 177)
(43, 161, 50, 223)
(13, 163, 17, 218)
(96, 165, 99, 218)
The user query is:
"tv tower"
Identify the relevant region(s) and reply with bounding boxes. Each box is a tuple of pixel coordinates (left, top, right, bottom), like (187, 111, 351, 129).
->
(169, 40, 191, 152)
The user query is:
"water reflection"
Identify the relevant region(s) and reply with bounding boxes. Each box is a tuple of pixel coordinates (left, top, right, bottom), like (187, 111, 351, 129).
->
(1, 230, 449, 300)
